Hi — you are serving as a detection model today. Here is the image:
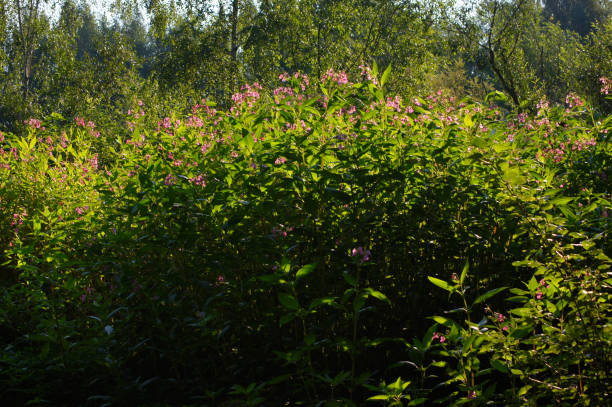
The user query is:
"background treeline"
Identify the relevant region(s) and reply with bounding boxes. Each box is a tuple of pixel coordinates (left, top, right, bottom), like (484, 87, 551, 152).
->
(0, 0, 610, 134)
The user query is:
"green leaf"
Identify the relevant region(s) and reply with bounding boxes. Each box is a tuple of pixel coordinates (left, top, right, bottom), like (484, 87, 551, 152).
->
(545, 300, 557, 314)
(367, 395, 389, 401)
(281, 256, 291, 273)
(490, 358, 508, 373)
(381, 64, 392, 87)
(278, 293, 299, 310)
(460, 260, 469, 285)
(551, 196, 574, 206)
(473, 287, 508, 305)
(510, 308, 532, 317)
(353, 293, 367, 313)
(309, 297, 336, 310)
(502, 167, 525, 186)
(258, 274, 284, 284)
(295, 263, 316, 281)
(343, 271, 357, 287)
(363, 288, 391, 305)
(581, 240, 596, 250)
(431, 316, 458, 329)
(428, 276, 453, 292)
(527, 276, 538, 292)
(485, 90, 508, 104)
(279, 313, 296, 326)
(463, 115, 474, 128)
(509, 325, 531, 340)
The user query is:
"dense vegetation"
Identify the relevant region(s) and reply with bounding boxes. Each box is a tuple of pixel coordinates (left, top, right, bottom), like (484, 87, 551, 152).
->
(1, 0, 611, 131)
(1, 0, 611, 406)
(1, 66, 610, 405)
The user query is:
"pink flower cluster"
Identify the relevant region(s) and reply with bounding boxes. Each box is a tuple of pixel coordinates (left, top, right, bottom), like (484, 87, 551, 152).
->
(600, 77, 611, 95)
(359, 65, 378, 85)
(432, 332, 446, 343)
(127, 109, 145, 118)
(536, 279, 549, 300)
(565, 93, 584, 109)
(11, 209, 27, 232)
(164, 174, 176, 186)
(539, 137, 597, 162)
(232, 82, 262, 108)
(536, 99, 550, 116)
(350, 246, 371, 263)
(273, 86, 294, 103)
(271, 224, 293, 238)
(386, 95, 402, 112)
(321, 68, 349, 86)
(158, 117, 174, 130)
(191, 100, 217, 117)
(75, 206, 89, 216)
(25, 118, 44, 131)
(185, 115, 204, 128)
(279, 72, 310, 91)
(75, 117, 100, 138)
(190, 174, 206, 187)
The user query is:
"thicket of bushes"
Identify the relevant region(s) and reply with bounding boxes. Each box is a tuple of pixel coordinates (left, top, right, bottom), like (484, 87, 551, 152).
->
(1, 69, 610, 405)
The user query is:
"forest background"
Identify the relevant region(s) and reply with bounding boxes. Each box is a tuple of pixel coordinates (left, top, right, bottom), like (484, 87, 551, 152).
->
(1, 0, 611, 133)
(0, 1, 611, 406)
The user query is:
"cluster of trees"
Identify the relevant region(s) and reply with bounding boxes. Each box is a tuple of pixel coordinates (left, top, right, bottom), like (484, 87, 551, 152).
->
(0, 0, 610, 132)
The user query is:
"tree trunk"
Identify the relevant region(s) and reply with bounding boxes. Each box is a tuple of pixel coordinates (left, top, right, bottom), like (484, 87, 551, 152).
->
(15, 0, 41, 99)
(230, 0, 238, 61)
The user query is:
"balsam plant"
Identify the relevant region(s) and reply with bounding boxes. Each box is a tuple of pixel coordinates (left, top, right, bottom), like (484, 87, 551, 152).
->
(0, 68, 609, 405)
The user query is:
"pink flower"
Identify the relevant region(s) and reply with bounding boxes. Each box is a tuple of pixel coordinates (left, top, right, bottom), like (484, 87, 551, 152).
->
(75, 206, 88, 215)
(432, 332, 446, 343)
(164, 174, 176, 186)
(350, 246, 371, 264)
(599, 77, 611, 95)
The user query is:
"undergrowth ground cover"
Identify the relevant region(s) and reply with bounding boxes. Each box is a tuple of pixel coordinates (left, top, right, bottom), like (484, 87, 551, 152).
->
(1, 68, 611, 406)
